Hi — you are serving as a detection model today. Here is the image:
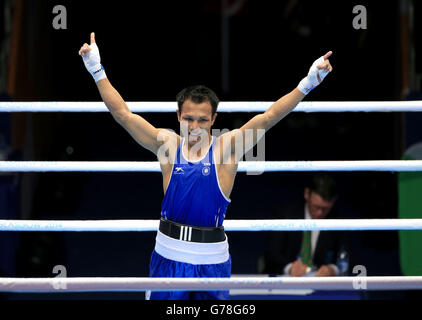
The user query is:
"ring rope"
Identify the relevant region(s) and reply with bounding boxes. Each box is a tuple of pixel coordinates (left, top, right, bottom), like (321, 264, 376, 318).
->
(2, 101, 420, 295)
(2, 101, 422, 112)
(1, 276, 421, 292)
(1, 219, 422, 232)
(1, 160, 422, 172)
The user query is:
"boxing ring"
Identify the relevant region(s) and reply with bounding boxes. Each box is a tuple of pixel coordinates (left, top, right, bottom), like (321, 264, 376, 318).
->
(1, 100, 422, 294)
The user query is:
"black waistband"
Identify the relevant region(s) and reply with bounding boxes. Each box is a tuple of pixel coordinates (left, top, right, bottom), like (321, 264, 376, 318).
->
(159, 218, 226, 243)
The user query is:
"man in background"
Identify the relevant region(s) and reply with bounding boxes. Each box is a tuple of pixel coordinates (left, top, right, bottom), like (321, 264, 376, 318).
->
(261, 175, 347, 276)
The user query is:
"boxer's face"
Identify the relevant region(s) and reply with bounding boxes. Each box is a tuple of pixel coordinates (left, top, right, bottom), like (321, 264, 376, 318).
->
(304, 188, 335, 219)
(177, 99, 217, 146)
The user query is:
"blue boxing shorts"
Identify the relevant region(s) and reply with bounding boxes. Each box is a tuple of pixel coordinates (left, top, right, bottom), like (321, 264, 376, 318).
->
(146, 250, 232, 300)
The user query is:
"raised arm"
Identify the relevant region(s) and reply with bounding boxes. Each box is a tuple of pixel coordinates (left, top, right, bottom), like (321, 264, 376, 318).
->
(220, 52, 333, 161)
(78, 33, 173, 155)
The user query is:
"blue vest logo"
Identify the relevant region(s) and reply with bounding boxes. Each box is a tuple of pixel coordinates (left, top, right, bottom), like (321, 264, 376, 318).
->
(202, 167, 211, 176)
(174, 167, 184, 174)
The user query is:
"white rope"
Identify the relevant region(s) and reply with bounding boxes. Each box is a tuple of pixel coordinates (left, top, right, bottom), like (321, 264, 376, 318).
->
(1, 219, 422, 232)
(2, 101, 422, 112)
(2, 160, 422, 172)
(1, 276, 421, 292)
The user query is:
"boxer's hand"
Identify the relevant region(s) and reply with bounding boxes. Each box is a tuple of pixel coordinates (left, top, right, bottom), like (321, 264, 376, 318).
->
(297, 51, 333, 95)
(78, 32, 107, 83)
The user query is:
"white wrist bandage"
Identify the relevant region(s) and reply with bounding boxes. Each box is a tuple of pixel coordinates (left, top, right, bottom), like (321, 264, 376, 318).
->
(81, 43, 107, 83)
(297, 56, 330, 95)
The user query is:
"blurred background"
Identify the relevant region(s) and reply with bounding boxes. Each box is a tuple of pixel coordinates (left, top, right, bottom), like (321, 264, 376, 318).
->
(0, 0, 421, 300)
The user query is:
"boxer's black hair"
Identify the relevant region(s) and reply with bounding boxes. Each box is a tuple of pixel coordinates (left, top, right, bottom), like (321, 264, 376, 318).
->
(176, 85, 219, 116)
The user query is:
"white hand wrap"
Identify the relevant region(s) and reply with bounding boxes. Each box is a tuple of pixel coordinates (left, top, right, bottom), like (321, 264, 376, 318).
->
(297, 56, 330, 95)
(81, 43, 107, 83)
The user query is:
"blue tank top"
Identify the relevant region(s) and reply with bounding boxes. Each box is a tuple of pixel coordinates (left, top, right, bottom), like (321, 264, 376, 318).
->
(161, 136, 231, 228)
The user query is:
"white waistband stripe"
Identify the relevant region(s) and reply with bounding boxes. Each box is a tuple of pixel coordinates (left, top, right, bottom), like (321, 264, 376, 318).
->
(178, 226, 193, 241)
(155, 231, 229, 265)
